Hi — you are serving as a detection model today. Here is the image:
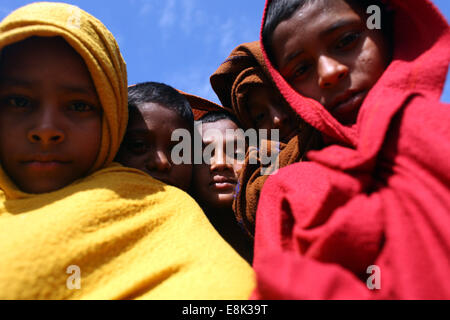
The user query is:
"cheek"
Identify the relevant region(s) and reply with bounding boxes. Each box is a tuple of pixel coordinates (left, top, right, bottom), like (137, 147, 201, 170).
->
(193, 165, 209, 184)
(74, 118, 102, 165)
(233, 162, 244, 178)
(193, 165, 213, 199)
(354, 36, 388, 85)
(291, 76, 321, 101)
(0, 116, 24, 157)
(175, 164, 192, 186)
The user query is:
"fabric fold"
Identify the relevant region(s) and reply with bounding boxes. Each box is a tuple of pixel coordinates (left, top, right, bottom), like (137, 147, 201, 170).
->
(0, 2, 255, 300)
(211, 41, 322, 237)
(252, 0, 450, 299)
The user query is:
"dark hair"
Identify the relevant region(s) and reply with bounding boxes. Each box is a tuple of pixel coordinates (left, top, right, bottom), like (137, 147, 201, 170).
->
(199, 111, 241, 127)
(262, 0, 393, 65)
(128, 82, 194, 128)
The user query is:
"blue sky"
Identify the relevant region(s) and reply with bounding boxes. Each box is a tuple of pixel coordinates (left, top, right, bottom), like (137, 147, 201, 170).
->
(1, 0, 449, 103)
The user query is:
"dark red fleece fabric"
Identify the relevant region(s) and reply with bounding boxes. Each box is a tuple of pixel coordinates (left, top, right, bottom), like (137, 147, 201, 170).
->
(252, 0, 450, 299)
(179, 90, 224, 120)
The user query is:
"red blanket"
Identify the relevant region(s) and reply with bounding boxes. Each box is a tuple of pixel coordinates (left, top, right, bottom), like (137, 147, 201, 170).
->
(253, 0, 450, 299)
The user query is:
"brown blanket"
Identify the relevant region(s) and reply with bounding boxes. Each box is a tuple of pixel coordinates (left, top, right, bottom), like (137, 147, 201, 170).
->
(211, 41, 322, 238)
(234, 130, 321, 238)
(179, 90, 225, 120)
(210, 41, 268, 129)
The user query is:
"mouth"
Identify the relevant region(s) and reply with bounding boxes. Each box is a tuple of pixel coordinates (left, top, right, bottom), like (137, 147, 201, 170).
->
(328, 90, 367, 119)
(209, 175, 237, 191)
(21, 155, 71, 170)
(22, 161, 70, 171)
(23, 154, 71, 162)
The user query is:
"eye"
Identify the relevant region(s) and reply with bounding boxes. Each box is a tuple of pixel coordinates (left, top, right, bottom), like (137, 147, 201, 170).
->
(335, 32, 361, 50)
(254, 112, 266, 124)
(4, 96, 31, 109)
(69, 101, 95, 112)
(283, 61, 312, 83)
(292, 64, 311, 78)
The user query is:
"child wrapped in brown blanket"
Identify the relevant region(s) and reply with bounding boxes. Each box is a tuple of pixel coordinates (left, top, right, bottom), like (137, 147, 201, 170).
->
(211, 41, 322, 238)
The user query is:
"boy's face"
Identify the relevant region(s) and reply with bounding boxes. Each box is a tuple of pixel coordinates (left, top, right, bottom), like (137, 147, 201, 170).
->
(0, 37, 102, 194)
(271, 0, 390, 124)
(116, 102, 193, 191)
(247, 85, 299, 143)
(193, 119, 245, 210)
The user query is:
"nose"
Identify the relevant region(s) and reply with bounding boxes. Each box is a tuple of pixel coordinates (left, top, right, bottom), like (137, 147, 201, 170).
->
(27, 109, 65, 146)
(318, 55, 349, 89)
(146, 150, 171, 172)
(210, 147, 232, 172)
(271, 108, 289, 130)
(270, 108, 292, 143)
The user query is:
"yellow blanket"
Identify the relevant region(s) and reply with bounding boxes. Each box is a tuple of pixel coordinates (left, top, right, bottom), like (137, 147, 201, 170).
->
(0, 165, 255, 299)
(0, 3, 255, 300)
(0, 1, 128, 199)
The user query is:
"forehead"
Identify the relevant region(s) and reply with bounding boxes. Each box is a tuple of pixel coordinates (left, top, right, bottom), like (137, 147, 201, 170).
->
(128, 102, 191, 132)
(200, 119, 240, 142)
(248, 85, 280, 104)
(0, 37, 95, 90)
(276, 0, 362, 33)
(272, 0, 363, 62)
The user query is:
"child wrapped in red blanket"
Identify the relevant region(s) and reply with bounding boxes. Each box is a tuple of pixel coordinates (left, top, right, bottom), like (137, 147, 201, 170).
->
(253, 0, 450, 299)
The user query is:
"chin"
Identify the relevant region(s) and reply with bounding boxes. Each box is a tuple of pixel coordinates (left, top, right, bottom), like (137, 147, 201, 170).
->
(207, 194, 233, 210)
(18, 183, 64, 194)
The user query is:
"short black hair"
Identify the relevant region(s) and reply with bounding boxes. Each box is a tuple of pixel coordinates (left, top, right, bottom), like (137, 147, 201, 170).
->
(262, 0, 393, 65)
(128, 82, 194, 128)
(262, 0, 310, 65)
(199, 111, 241, 127)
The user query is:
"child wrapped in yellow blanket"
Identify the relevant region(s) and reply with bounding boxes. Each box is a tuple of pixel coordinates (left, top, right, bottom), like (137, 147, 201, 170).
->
(0, 2, 255, 300)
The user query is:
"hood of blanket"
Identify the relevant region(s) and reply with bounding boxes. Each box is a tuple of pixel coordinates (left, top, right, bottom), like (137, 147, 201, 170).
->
(210, 41, 278, 129)
(0, 2, 128, 199)
(260, 0, 450, 169)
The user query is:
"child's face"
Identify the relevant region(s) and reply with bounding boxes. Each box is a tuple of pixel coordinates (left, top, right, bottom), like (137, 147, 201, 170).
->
(0, 37, 102, 194)
(271, 0, 390, 124)
(193, 119, 245, 210)
(116, 102, 193, 191)
(247, 85, 299, 143)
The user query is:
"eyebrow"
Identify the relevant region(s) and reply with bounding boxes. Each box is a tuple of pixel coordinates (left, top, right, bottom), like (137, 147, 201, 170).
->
(319, 19, 360, 37)
(126, 128, 153, 136)
(284, 49, 305, 67)
(281, 18, 360, 68)
(0, 77, 97, 95)
(60, 84, 97, 96)
(0, 78, 33, 87)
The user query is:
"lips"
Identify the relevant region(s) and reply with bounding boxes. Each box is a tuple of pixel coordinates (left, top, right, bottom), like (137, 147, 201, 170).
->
(209, 175, 236, 190)
(210, 175, 236, 184)
(22, 161, 70, 173)
(20, 154, 71, 171)
(22, 154, 71, 163)
(328, 90, 367, 122)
